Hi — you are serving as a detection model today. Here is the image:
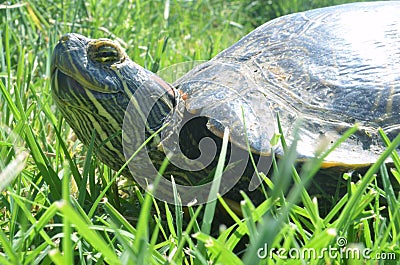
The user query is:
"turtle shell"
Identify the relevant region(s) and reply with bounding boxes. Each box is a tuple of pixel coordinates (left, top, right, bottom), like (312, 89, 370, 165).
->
(175, 1, 400, 167)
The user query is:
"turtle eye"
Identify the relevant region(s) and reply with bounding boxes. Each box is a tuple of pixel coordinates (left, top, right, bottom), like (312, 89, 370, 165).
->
(89, 43, 124, 64)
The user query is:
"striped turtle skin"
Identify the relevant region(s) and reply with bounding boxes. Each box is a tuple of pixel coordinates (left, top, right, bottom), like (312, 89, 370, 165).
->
(51, 2, 400, 194)
(51, 34, 180, 178)
(51, 34, 226, 193)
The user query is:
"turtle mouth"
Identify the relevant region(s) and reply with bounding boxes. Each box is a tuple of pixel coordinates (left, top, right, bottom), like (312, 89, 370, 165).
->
(51, 67, 90, 108)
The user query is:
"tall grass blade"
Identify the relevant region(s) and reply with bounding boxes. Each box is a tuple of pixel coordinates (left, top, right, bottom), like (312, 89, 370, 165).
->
(197, 127, 230, 258)
(336, 133, 400, 229)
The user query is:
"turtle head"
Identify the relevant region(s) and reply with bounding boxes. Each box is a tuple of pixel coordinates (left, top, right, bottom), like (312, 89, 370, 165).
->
(51, 33, 176, 99)
(51, 33, 129, 95)
(51, 33, 178, 173)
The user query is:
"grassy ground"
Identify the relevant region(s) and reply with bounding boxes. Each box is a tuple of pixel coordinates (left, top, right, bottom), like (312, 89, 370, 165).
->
(1, 0, 399, 264)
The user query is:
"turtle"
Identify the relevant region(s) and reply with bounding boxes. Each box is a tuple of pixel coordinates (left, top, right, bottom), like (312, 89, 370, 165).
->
(51, 1, 400, 205)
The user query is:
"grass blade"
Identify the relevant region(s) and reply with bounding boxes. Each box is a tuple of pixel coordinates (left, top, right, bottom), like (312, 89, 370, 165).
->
(198, 127, 230, 257)
(335, 133, 400, 229)
(56, 200, 121, 264)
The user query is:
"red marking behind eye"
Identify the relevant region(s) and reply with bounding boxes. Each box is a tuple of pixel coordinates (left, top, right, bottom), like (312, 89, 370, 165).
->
(179, 90, 188, 101)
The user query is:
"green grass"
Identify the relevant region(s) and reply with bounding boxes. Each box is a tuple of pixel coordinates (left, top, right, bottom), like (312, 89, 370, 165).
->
(1, 0, 399, 264)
